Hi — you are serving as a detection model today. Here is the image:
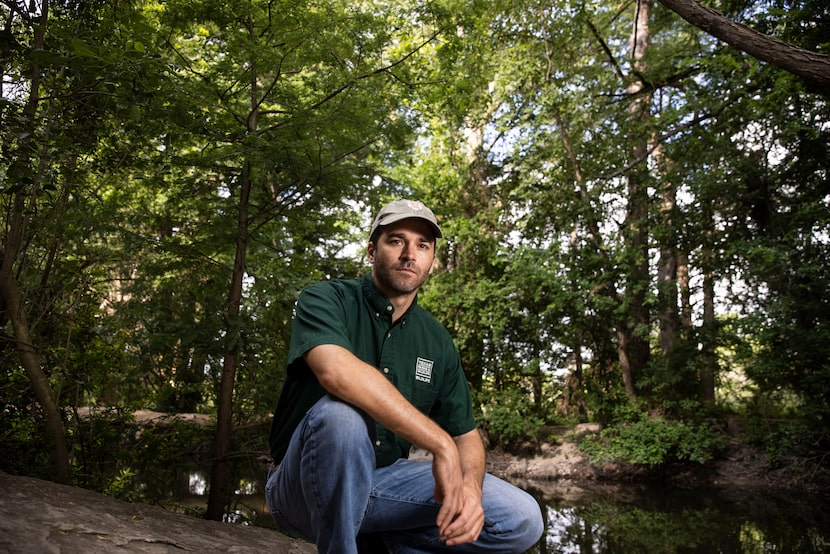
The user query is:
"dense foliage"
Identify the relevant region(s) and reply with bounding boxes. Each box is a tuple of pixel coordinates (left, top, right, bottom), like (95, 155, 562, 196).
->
(2, 0, 828, 514)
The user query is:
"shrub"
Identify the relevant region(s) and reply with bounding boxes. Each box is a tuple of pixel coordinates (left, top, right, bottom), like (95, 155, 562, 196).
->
(579, 415, 726, 467)
(476, 388, 545, 452)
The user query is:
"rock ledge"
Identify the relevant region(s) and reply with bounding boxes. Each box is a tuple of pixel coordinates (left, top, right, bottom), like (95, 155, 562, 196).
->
(0, 471, 314, 553)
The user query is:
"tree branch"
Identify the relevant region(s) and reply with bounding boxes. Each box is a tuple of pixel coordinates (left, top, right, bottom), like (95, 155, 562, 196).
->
(658, 0, 830, 92)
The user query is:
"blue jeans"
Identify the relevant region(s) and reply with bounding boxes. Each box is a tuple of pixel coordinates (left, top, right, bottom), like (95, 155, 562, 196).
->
(265, 395, 544, 553)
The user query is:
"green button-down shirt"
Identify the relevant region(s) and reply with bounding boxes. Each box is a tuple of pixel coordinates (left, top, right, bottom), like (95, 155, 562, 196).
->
(269, 273, 477, 467)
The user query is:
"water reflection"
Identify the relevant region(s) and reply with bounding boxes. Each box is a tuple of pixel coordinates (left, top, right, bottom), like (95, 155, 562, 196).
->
(527, 481, 830, 553)
(188, 473, 206, 495)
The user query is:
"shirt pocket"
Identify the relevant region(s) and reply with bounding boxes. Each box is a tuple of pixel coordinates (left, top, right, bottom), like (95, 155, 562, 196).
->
(407, 379, 439, 411)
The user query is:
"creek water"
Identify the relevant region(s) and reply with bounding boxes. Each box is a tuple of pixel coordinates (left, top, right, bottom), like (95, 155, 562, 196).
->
(524, 480, 830, 553)
(144, 463, 830, 553)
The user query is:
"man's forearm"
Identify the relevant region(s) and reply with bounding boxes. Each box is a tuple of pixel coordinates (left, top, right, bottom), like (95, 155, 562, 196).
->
(304, 344, 457, 459)
(454, 429, 486, 493)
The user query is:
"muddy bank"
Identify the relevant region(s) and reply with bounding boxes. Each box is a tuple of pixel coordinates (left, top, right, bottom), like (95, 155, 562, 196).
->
(479, 424, 830, 503)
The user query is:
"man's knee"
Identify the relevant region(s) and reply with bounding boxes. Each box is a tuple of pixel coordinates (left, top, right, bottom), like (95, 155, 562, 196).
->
(481, 477, 544, 552)
(512, 494, 544, 551)
(304, 395, 374, 453)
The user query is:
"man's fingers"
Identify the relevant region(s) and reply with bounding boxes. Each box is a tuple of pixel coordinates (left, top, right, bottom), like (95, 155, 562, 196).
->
(441, 493, 485, 545)
(436, 492, 461, 534)
(444, 515, 484, 545)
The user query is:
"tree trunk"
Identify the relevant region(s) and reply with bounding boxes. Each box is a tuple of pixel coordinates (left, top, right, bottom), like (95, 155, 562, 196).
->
(205, 161, 251, 520)
(656, 146, 679, 361)
(0, 266, 71, 483)
(700, 231, 716, 406)
(616, 327, 638, 399)
(618, 0, 654, 400)
(559, 341, 588, 421)
(657, 246, 678, 357)
(555, 110, 613, 413)
(677, 251, 692, 329)
(204, 13, 262, 519)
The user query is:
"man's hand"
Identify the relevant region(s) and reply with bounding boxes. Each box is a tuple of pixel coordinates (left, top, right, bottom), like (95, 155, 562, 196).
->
(439, 482, 485, 546)
(433, 429, 486, 545)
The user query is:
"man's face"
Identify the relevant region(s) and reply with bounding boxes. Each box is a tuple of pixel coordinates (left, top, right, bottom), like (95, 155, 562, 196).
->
(368, 218, 436, 297)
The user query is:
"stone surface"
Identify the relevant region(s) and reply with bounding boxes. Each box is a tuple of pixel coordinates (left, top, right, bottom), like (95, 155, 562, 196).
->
(0, 471, 315, 553)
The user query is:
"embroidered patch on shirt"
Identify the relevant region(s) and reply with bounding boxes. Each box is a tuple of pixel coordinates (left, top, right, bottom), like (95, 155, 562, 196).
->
(415, 357, 434, 383)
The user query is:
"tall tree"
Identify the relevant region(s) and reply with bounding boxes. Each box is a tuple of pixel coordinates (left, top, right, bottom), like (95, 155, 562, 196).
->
(158, 0, 437, 519)
(0, 0, 71, 483)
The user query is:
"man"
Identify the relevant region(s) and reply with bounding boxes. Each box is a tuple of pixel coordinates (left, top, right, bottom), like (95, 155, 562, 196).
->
(265, 199, 544, 553)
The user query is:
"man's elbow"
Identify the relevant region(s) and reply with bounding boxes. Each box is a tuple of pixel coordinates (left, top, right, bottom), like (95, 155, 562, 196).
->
(304, 346, 346, 393)
(314, 366, 343, 393)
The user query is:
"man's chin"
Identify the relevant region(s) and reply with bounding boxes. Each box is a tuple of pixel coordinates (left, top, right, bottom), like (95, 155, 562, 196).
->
(390, 278, 422, 295)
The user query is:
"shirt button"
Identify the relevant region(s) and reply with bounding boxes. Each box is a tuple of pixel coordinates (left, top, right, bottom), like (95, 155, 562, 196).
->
(386, 305, 393, 312)
(375, 440, 381, 446)
(383, 367, 389, 374)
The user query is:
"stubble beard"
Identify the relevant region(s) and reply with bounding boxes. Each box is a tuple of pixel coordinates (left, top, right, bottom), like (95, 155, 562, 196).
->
(373, 262, 427, 296)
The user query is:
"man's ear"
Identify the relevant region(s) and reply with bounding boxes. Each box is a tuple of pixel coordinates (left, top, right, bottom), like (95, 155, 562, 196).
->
(367, 241, 375, 263)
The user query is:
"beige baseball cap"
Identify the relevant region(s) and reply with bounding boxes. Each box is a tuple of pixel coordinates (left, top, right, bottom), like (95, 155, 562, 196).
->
(370, 200, 443, 239)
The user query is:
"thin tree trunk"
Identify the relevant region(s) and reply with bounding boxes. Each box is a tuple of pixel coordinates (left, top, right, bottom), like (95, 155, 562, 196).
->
(556, 110, 627, 411)
(657, 245, 678, 357)
(700, 231, 716, 406)
(677, 251, 692, 329)
(556, 111, 612, 412)
(558, 341, 588, 421)
(616, 328, 638, 399)
(205, 161, 251, 520)
(0, 267, 71, 483)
